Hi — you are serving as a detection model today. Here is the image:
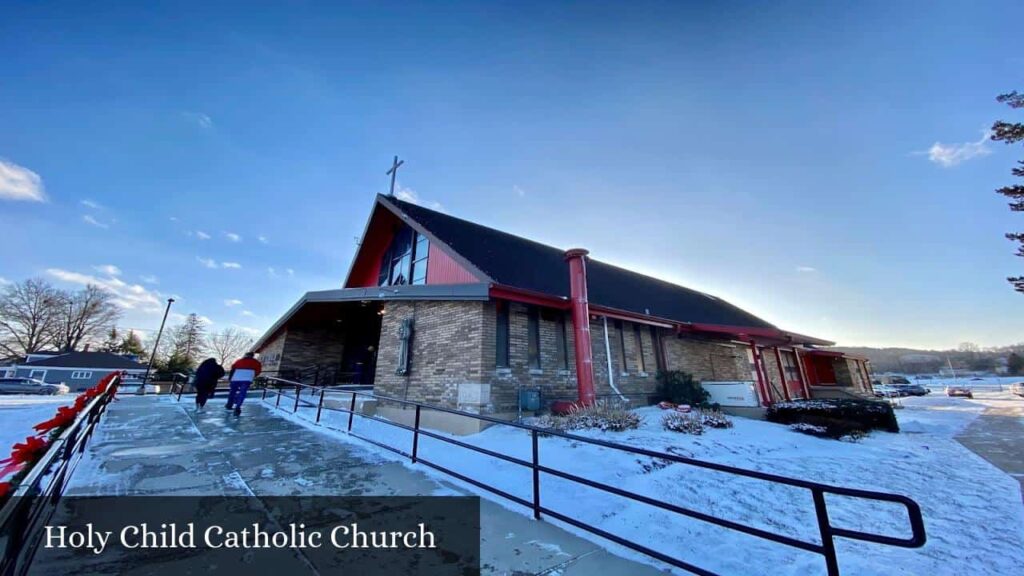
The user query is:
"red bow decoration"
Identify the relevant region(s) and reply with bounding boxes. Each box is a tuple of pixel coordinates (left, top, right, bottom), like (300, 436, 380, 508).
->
(0, 436, 49, 478)
(33, 405, 82, 435)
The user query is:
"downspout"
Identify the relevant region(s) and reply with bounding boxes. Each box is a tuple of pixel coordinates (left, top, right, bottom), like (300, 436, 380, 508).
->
(564, 249, 596, 406)
(602, 316, 627, 402)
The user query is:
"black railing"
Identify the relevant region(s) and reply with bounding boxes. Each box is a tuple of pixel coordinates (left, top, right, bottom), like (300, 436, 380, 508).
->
(243, 377, 926, 576)
(0, 374, 121, 576)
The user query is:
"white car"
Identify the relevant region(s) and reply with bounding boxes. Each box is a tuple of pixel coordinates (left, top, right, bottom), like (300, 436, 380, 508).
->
(0, 377, 70, 395)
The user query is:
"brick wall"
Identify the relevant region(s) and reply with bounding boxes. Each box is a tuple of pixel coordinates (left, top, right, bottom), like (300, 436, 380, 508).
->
(662, 336, 748, 383)
(373, 300, 488, 407)
(280, 327, 346, 373)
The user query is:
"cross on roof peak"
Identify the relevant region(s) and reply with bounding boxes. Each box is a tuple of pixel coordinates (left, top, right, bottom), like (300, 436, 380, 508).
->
(385, 155, 404, 197)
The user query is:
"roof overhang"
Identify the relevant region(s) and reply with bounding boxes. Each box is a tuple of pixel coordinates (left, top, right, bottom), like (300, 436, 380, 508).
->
(252, 283, 491, 350)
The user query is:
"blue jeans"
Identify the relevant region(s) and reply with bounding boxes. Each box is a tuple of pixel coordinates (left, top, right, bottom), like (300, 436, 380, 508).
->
(226, 381, 252, 409)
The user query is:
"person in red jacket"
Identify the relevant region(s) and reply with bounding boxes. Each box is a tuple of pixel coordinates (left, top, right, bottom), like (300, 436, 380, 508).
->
(225, 352, 262, 416)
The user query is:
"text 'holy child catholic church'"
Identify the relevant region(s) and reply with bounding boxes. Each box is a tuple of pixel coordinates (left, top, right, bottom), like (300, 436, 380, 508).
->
(253, 194, 874, 433)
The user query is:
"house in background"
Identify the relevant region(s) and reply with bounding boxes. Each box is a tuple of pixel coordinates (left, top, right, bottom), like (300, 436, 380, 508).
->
(2, 351, 147, 391)
(254, 194, 874, 432)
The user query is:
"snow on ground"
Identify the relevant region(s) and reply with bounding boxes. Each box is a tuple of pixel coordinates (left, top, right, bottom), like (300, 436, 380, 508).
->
(0, 394, 74, 453)
(268, 389, 1024, 576)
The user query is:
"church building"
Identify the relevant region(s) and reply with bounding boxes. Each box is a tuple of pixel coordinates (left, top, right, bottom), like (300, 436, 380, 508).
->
(253, 194, 873, 430)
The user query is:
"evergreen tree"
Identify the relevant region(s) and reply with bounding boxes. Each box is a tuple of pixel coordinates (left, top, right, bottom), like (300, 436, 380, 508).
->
(1008, 352, 1024, 376)
(101, 327, 121, 353)
(992, 90, 1024, 292)
(120, 330, 146, 358)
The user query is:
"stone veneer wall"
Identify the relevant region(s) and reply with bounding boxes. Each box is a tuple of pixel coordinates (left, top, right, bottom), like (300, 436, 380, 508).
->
(258, 330, 287, 374)
(662, 336, 748, 384)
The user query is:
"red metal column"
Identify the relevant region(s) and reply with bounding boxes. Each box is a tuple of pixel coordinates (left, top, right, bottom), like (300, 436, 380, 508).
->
(749, 342, 771, 406)
(773, 347, 791, 401)
(793, 349, 812, 399)
(564, 249, 596, 406)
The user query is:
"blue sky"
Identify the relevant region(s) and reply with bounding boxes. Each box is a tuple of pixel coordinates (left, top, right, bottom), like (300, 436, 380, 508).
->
(1, 1, 1021, 349)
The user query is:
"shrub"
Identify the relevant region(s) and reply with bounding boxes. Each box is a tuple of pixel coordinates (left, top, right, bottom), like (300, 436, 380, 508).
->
(700, 409, 733, 429)
(766, 398, 899, 438)
(656, 371, 711, 407)
(532, 401, 641, 432)
(663, 411, 703, 435)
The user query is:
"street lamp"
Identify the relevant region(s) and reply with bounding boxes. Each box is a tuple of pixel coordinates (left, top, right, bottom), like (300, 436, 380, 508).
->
(140, 298, 175, 396)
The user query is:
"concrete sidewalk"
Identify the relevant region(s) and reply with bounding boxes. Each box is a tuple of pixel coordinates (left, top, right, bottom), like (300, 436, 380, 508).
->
(66, 395, 666, 575)
(956, 402, 1024, 501)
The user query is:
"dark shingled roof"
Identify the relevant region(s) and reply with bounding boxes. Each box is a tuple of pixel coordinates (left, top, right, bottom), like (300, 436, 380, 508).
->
(24, 351, 147, 369)
(386, 196, 776, 329)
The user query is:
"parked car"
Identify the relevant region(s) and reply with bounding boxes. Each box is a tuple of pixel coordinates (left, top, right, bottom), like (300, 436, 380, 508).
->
(893, 384, 930, 396)
(1009, 382, 1024, 398)
(874, 385, 900, 398)
(0, 377, 70, 395)
(945, 386, 974, 399)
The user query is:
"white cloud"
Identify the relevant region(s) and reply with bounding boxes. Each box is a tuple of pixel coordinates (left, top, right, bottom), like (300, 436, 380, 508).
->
(82, 214, 110, 229)
(241, 310, 256, 317)
(233, 324, 262, 336)
(197, 257, 219, 269)
(140, 274, 159, 284)
(513, 185, 526, 198)
(395, 185, 444, 212)
(796, 266, 817, 273)
(224, 299, 243, 307)
(0, 277, 9, 285)
(221, 262, 242, 269)
(181, 111, 213, 129)
(93, 264, 121, 276)
(286, 268, 295, 277)
(169, 216, 179, 222)
(0, 159, 46, 202)
(925, 131, 991, 167)
(258, 235, 269, 244)
(223, 231, 242, 242)
(195, 230, 211, 240)
(80, 199, 101, 209)
(267, 267, 277, 277)
(47, 268, 163, 312)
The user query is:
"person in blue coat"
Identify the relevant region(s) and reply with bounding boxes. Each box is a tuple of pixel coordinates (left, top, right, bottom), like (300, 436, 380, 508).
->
(193, 358, 226, 410)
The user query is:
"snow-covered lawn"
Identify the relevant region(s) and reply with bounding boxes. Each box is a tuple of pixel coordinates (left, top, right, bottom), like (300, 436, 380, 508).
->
(269, 389, 1024, 576)
(0, 394, 74, 452)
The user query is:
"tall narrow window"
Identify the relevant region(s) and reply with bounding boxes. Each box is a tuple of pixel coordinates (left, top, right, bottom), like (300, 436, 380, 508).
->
(650, 326, 666, 373)
(527, 307, 541, 369)
(411, 232, 429, 285)
(555, 314, 569, 370)
(634, 325, 646, 373)
(615, 320, 628, 373)
(496, 301, 510, 368)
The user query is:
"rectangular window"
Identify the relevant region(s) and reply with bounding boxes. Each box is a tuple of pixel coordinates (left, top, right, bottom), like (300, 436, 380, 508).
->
(650, 326, 665, 372)
(496, 301, 510, 368)
(555, 314, 569, 370)
(527, 307, 541, 369)
(615, 320, 628, 373)
(633, 325, 646, 373)
(782, 352, 799, 381)
(71, 371, 93, 379)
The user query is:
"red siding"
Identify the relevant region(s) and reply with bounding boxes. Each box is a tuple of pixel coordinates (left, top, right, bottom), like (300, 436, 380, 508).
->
(346, 207, 400, 288)
(425, 243, 479, 284)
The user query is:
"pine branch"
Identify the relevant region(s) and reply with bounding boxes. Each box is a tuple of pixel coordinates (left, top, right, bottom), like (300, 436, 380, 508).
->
(1007, 232, 1024, 243)
(997, 91, 1024, 109)
(997, 184, 1024, 199)
(992, 121, 1024, 144)
(1010, 276, 1024, 293)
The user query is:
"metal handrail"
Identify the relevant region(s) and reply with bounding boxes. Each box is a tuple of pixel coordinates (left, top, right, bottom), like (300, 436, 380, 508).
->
(0, 374, 121, 576)
(244, 376, 925, 576)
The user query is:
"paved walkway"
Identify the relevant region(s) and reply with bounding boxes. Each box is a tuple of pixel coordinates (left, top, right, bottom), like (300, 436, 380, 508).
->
(63, 395, 665, 575)
(956, 402, 1024, 501)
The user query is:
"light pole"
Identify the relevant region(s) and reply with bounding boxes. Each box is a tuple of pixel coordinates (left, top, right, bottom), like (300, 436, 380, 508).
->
(141, 298, 175, 396)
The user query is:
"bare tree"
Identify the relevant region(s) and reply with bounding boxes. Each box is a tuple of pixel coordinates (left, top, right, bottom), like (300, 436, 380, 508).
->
(49, 285, 122, 352)
(0, 278, 63, 357)
(207, 327, 253, 365)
